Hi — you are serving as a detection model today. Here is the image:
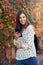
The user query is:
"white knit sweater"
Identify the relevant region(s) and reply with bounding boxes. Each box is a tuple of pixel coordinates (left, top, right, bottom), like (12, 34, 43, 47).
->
(14, 25, 36, 60)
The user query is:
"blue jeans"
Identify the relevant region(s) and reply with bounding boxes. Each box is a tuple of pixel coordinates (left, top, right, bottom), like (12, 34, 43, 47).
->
(16, 57, 38, 65)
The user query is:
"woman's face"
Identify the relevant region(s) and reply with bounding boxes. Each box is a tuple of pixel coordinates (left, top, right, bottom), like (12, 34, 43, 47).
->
(19, 13, 27, 25)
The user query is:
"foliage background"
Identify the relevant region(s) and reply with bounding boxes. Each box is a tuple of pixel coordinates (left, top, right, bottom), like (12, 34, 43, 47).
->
(0, 0, 33, 48)
(0, 1, 43, 64)
(0, 0, 43, 48)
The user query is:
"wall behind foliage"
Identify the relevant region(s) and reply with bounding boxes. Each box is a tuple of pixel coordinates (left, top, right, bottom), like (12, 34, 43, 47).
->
(0, 0, 32, 48)
(0, 0, 43, 48)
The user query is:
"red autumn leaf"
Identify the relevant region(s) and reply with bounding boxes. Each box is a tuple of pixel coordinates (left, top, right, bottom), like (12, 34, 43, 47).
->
(4, 29, 9, 36)
(0, 8, 2, 13)
(0, 22, 4, 29)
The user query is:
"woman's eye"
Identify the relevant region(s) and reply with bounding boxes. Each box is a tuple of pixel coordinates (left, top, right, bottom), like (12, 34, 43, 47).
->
(20, 16, 26, 19)
(23, 16, 25, 18)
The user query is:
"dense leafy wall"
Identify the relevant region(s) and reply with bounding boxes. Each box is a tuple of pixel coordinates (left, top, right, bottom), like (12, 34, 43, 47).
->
(0, 0, 33, 48)
(0, 0, 43, 48)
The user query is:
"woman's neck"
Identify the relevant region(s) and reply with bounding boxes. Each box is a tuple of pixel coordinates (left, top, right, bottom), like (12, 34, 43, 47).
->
(21, 22, 29, 33)
(22, 22, 29, 29)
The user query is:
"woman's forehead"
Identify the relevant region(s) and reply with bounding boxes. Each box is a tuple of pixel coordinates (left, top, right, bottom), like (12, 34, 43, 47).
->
(20, 13, 26, 17)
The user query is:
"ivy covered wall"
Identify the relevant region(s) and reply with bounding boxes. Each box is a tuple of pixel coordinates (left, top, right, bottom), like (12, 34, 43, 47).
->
(0, 0, 33, 48)
(0, 0, 43, 48)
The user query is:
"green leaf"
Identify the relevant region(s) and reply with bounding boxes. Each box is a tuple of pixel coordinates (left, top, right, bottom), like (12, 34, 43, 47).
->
(0, 3, 2, 8)
(27, 0, 30, 2)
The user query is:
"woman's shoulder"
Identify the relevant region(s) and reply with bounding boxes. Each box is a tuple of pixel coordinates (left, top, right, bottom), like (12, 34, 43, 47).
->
(27, 24, 34, 30)
(26, 24, 35, 34)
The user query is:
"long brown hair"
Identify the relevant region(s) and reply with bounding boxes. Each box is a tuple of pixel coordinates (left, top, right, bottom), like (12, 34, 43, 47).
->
(16, 10, 30, 32)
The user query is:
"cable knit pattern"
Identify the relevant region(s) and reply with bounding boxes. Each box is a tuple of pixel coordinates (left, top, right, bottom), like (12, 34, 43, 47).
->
(14, 25, 36, 60)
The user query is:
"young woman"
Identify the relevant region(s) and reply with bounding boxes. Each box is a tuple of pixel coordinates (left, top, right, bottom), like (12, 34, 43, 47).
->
(14, 10, 38, 65)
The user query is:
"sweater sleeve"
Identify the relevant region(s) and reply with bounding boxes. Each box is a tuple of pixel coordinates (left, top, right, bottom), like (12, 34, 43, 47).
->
(15, 25, 35, 49)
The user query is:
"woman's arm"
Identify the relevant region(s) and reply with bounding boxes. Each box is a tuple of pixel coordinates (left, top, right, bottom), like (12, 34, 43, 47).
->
(13, 31, 23, 49)
(16, 25, 35, 49)
(14, 25, 35, 49)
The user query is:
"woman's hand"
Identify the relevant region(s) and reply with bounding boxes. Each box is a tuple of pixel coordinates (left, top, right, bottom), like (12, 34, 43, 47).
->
(14, 32, 21, 40)
(15, 44, 23, 49)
